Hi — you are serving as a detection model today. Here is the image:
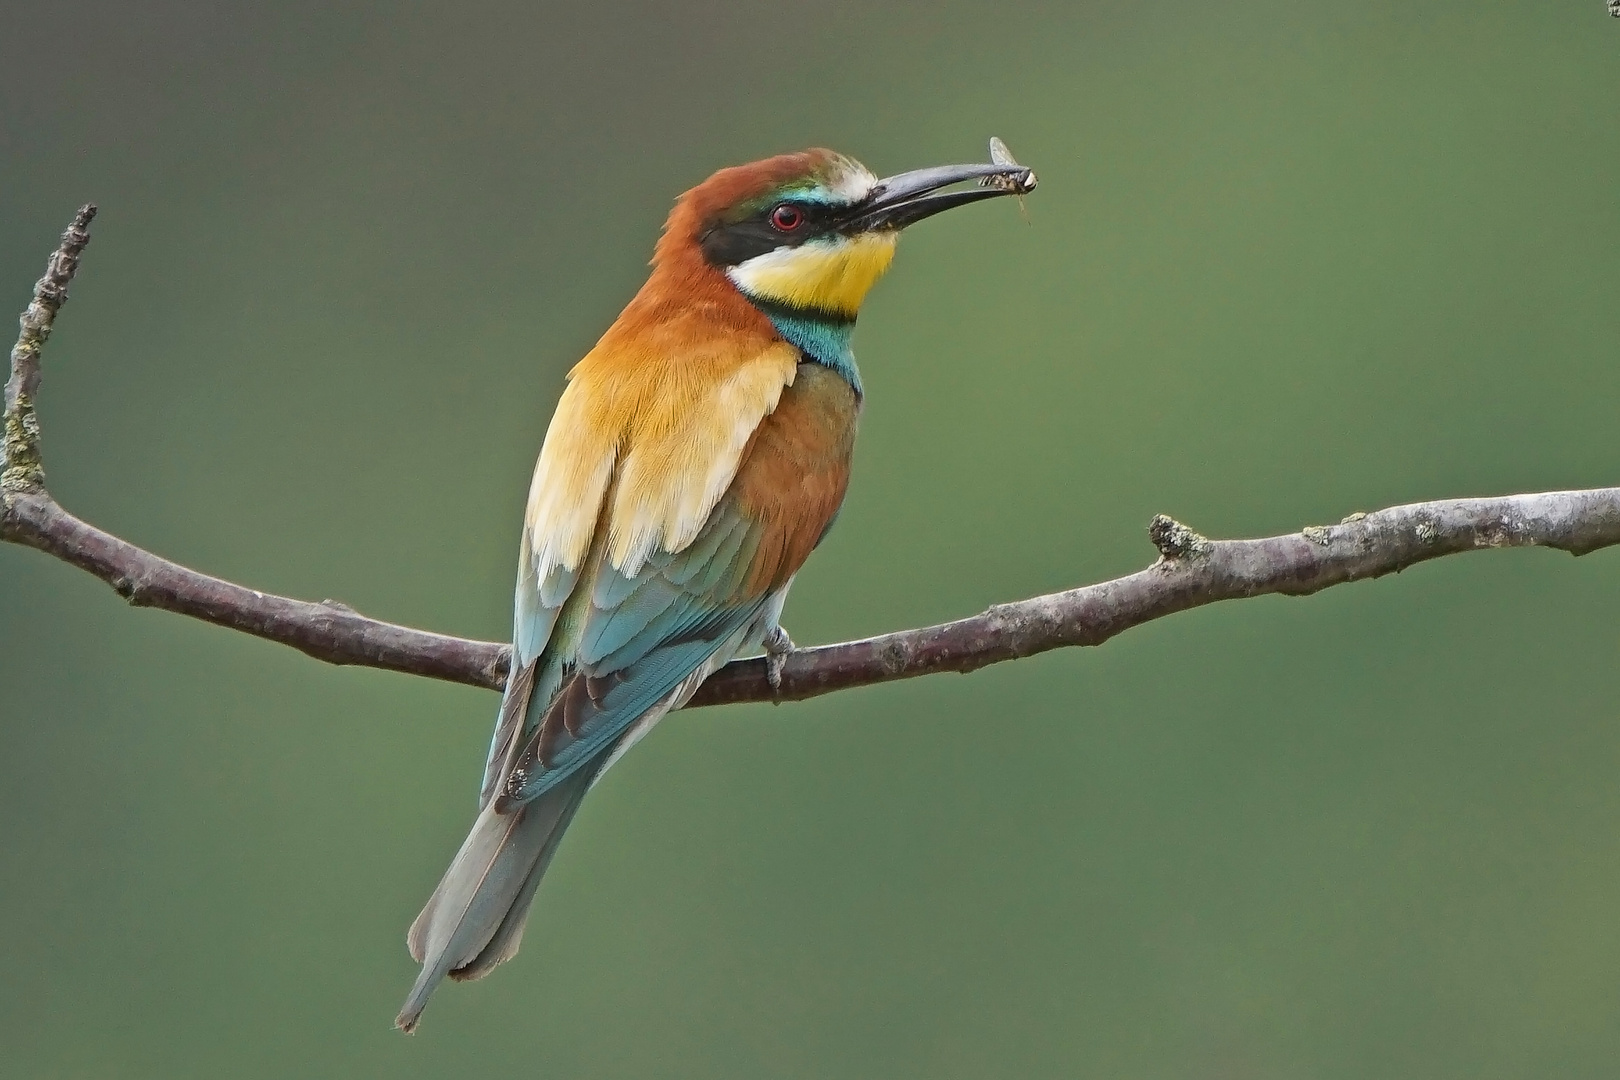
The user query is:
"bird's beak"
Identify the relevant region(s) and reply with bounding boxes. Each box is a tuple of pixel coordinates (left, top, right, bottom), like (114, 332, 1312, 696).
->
(842, 160, 1037, 232)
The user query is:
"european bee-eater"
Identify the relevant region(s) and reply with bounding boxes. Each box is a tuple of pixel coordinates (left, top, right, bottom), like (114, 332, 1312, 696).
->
(398, 143, 1036, 1031)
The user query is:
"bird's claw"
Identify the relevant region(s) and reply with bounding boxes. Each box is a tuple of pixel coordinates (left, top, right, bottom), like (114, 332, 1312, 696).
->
(762, 624, 796, 691)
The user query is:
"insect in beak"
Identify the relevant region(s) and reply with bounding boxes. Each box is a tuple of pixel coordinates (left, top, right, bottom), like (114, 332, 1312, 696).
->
(980, 137, 1036, 222)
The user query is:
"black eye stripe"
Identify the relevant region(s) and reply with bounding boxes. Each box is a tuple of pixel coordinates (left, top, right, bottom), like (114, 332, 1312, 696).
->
(700, 200, 841, 267)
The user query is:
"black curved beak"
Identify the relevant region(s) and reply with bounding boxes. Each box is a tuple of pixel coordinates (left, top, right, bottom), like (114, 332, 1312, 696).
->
(842, 160, 1037, 232)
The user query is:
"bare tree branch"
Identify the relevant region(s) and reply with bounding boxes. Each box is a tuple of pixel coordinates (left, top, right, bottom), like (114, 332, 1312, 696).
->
(2, 489, 511, 689)
(692, 491, 1620, 706)
(3, 205, 94, 496)
(5, 209, 1618, 712)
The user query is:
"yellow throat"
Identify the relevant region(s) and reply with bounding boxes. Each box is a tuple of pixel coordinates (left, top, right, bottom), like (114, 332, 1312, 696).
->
(726, 231, 899, 317)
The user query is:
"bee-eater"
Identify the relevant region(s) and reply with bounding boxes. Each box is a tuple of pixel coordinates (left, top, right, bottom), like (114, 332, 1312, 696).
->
(398, 144, 1036, 1031)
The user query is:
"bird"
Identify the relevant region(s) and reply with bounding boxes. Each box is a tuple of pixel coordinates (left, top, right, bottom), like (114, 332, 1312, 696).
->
(397, 142, 1036, 1031)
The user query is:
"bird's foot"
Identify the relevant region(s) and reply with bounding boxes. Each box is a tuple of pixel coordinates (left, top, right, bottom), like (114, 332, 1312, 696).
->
(762, 624, 796, 691)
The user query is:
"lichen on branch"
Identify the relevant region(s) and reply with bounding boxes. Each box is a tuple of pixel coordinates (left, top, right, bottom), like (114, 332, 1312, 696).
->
(3, 205, 95, 497)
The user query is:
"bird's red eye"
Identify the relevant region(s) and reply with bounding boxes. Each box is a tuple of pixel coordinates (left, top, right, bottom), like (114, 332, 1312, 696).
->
(770, 204, 804, 231)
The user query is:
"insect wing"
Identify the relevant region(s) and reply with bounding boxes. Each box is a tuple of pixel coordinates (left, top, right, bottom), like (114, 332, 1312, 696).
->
(989, 136, 1021, 168)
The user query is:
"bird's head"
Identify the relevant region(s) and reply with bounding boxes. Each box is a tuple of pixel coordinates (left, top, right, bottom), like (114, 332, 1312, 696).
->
(658, 147, 1036, 323)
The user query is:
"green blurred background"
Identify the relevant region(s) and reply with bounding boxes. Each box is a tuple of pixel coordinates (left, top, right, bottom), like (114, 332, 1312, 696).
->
(3, 1, 1618, 1076)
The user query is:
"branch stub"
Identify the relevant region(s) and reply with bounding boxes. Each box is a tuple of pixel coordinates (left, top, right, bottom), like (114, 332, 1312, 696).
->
(1149, 514, 1211, 560)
